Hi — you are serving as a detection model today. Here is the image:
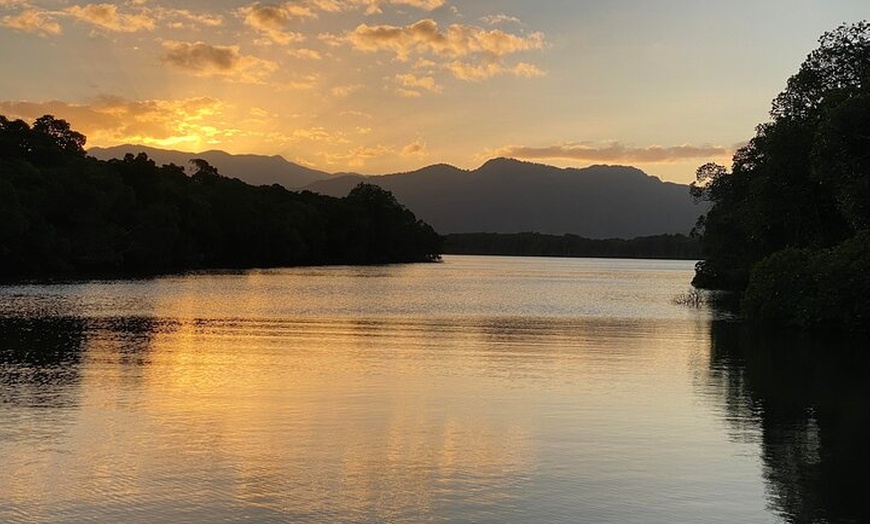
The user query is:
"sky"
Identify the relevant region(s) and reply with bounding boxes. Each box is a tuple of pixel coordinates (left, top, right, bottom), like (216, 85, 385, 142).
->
(1, 1, 867, 184)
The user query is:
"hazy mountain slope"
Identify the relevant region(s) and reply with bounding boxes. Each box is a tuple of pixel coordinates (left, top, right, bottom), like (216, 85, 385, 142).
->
(305, 158, 704, 238)
(89, 145, 331, 188)
(88, 145, 703, 238)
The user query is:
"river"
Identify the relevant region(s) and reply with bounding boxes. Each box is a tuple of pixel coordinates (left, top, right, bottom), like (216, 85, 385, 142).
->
(1, 256, 866, 523)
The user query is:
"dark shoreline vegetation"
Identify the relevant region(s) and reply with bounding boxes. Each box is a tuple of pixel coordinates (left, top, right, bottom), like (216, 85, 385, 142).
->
(443, 232, 700, 260)
(0, 116, 442, 280)
(692, 21, 870, 331)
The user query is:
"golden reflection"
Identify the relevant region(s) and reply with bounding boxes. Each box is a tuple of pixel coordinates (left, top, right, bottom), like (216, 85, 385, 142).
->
(1, 307, 720, 521)
(130, 314, 539, 518)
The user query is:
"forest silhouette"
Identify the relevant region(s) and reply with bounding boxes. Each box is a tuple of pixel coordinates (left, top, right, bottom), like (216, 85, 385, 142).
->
(0, 115, 442, 278)
(443, 232, 700, 260)
(691, 21, 870, 330)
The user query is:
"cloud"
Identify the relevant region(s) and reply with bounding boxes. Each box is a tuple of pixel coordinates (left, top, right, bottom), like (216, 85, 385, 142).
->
(330, 84, 364, 98)
(276, 74, 321, 90)
(340, 110, 372, 119)
(343, 19, 544, 61)
(492, 143, 732, 163)
(322, 144, 393, 167)
(2, 3, 224, 35)
(391, 0, 444, 10)
(338, 18, 545, 84)
(155, 8, 223, 29)
(161, 41, 278, 83)
(401, 137, 428, 157)
(481, 14, 521, 26)
(65, 3, 156, 32)
(395, 73, 442, 95)
(0, 96, 232, 149)
(238, 3, 308, 44)
(311, 0, 444, 16)
(287, 47, 322, 59)
(1, 8, 62, 36)
(445, 61, 544, 81)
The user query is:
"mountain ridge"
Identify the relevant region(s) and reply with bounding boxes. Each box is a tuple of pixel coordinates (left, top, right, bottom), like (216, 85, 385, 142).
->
(88, 145, 704, 239)
(89, 144, 333, 188)
(304, 157, 702, 238)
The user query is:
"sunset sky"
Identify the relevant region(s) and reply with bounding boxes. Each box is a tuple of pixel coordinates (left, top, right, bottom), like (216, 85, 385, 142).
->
(1, 0, 866, 183)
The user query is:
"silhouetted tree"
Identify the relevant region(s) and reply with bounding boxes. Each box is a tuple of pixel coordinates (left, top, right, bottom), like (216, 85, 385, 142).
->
(32, 115, 86, 156)
(0, 116, 442, 278)
(444, 232, 701, 260)
(692, 21, 870, 330)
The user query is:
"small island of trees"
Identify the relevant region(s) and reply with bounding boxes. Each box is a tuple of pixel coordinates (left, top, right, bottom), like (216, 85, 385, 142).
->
(691, 21, 870, 331)
(0, 116, 442, 279)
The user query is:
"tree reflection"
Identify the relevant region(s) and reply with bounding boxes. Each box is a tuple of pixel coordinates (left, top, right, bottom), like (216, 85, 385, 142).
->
(0, 316, 86, 408)
(709, 322, 870, 524)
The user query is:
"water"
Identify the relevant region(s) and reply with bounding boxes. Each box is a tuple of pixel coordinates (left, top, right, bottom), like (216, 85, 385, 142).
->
(1, 256, 867, 523)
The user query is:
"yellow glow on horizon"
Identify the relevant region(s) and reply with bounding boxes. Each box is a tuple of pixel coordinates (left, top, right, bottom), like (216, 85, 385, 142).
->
(3, 0, 865, 183)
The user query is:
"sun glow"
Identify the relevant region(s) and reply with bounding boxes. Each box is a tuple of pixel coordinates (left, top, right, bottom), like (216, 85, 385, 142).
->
(2, 0, 866, 182)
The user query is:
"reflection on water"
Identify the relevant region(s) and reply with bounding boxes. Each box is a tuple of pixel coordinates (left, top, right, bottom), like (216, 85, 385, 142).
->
(0, 317, 85, 397)
(0, 256, 862, 523)
(707, 322, 870, 524)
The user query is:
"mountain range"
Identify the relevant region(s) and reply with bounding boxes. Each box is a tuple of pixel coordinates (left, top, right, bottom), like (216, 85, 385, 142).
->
(89, 145, 704, 239)
(89, 145, 331, 188)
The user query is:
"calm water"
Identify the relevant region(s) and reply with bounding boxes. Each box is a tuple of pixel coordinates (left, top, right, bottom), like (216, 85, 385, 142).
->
(1, 256, 867, 523)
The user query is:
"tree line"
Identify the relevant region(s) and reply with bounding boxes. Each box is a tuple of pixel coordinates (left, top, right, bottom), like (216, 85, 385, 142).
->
(0, 115, 442, 279)
(691, 21, 870, 330)
(444, 232, 700, 260)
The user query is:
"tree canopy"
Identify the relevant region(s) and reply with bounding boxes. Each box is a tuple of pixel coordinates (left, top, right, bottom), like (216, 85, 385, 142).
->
(691, 21, 870, 329)
(0, 115, 442, 279)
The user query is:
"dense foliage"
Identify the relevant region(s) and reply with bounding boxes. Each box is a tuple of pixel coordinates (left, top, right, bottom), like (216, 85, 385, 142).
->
(741, 232, 870, 330)
(444, 232, 700, 260)
(691, 21, 870, 329)
(0, 115, 441, 278)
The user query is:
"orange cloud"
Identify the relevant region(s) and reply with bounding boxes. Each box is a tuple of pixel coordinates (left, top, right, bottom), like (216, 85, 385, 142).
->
(287, 48, 323, 60)
(311, 0, 444, 15)
(395, 73, 442, 95)
(161, 41, 277, 83)
(276, 74, 321, 90)
(401, 137, 428, 157)
(238, 3, 308, 44)
(493, 143, 732, 163)
(446, 61, 544, 81)
(65, 3, 155, 32)
(330, 84, 364, 98)
(1, 8, 62, 36)
(391, 0, 445, 10)
(344, 19, 544, 61)
(339, 18, 545, 86)
(155, 8, 223, 29)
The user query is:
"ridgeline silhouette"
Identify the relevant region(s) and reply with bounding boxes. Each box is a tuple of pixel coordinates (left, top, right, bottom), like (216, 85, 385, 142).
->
(90, 144, 332, 189)
(93, 148, 705, 239)
(305, 158, 703, 239)
(691, 21, 870, 331)
(0, 116, 441, 278)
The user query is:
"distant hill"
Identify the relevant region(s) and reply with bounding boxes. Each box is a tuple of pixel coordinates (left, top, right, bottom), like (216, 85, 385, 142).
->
(88, 146, 703, 238)
(88, 145, 331, 188)
(305, 158, 705, 238)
